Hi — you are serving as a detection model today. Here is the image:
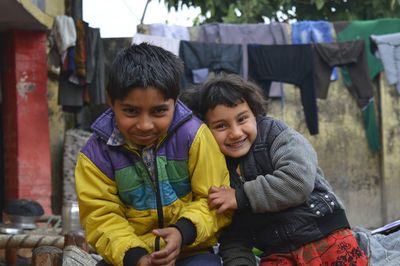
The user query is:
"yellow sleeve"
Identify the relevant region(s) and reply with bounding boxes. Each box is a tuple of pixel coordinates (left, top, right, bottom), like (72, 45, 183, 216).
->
(75, 153, 150, 266)
(182, 124, 232, 247)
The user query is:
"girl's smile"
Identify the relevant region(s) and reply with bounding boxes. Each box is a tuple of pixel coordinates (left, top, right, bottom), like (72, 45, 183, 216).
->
(206, 101, 257, 158)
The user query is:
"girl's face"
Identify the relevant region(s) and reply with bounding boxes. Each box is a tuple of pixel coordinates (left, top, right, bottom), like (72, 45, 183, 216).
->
(206, 101, 257, 158)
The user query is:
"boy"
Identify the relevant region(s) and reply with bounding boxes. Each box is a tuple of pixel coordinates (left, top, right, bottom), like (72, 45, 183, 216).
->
(75, 43, 231, 266)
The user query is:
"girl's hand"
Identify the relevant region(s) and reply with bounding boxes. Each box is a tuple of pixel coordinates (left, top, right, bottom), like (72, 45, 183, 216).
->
(208, 186, 237, 214)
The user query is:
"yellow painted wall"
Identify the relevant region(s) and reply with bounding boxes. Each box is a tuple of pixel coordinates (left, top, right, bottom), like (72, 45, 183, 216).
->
(44, 0, 65, 17)
(43, 0, 66, 214)
(380, 76, 400, 223)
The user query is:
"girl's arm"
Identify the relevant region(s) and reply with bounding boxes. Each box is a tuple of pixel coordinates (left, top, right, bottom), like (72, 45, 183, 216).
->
(243, 127, 317, 213)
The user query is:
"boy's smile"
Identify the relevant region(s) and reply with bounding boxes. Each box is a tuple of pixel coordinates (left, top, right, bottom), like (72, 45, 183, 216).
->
(110, 87, 175, 147)
(206, 101, 257, 158)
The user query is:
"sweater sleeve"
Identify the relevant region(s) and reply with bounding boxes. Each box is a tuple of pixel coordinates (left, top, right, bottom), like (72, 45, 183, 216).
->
(243, 127, 317, 213)
(180, 124, 232, 248)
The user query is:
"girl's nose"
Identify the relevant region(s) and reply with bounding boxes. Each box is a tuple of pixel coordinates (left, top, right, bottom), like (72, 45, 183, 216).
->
(229, 124, 242, 138)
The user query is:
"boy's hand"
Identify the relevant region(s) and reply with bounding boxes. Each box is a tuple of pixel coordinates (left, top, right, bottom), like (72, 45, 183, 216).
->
(208, 186, 237, 213)
(150, 227, 182, 265)
(137, 254, 152, 266)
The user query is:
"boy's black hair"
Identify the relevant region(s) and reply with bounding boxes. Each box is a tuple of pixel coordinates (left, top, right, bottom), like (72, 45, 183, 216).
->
(106, 43, 184, 102)
(181, 74, 268, 120)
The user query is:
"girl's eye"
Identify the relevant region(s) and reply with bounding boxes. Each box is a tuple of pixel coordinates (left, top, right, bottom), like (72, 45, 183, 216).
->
(238, 115, 248, 123)
(214, 123, 227, 130)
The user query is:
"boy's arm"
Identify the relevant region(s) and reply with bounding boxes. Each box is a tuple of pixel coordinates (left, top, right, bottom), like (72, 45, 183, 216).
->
(174, 124, 232, 247)
(243, 127, 317, 213)
(75, 153, 150, 266)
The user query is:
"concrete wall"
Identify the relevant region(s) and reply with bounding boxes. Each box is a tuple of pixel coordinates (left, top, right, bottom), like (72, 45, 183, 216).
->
(267, 74, 399, 228)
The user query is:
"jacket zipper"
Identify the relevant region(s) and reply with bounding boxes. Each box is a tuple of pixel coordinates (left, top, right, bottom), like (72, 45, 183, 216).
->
(153, 157, 163, 251)
(134, 148, 164, 251)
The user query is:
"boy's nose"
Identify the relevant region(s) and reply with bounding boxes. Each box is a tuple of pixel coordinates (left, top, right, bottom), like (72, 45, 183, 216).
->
(136, 116, 154, 131)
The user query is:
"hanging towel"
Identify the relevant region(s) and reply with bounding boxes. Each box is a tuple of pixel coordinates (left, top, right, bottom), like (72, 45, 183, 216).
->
(132, 33, 180, 56)
(248, 44, 318, 135)
(370, 32, 400, 94)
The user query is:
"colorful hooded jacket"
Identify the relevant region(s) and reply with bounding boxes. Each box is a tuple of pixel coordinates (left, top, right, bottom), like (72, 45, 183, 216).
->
(75, 101, 231, 266)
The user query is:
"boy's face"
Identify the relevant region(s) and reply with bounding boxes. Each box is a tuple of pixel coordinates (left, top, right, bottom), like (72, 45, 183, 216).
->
(110, 87, 175, 147)
(206, 101, 257, 158)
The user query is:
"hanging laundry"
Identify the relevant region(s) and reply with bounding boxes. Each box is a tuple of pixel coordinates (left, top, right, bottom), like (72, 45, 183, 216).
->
(218, 23, 289, 98)
(132, 33, 180, 56)
(179, 41, 243, 89)
(370, 32, 400, 94)
(70, 19, 88, 85)
(313, 40, 372, 105)
(248, 44, 318, 135)
(292, 20, 338, 81)
(149, 23, 190, 40)
(335, 18, 400, 82)
(48, 15, 77, 73)
(292, 20, 334, 44)
(86, 27, 106, 106)
(195, 23, 220, 43)
(58, 21, 106, 112)
(312, 40, 380, 152)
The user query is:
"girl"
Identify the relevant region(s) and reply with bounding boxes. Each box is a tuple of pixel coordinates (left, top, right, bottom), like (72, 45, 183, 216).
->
(180, 74, 368, 266)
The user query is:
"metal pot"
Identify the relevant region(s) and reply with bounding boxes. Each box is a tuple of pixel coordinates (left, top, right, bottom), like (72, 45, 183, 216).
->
(2, 213, 40, 229)
(0, 223, 24, 234)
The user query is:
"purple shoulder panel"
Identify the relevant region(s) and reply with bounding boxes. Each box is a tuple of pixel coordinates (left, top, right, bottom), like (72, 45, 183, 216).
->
(160, 116, 203, 160)
(80, 135, 137, 181)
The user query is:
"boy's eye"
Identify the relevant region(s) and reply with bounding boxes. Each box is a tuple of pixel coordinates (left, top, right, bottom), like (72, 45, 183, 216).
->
(123, 107, 138, 116)
(153, 107, 168, 116)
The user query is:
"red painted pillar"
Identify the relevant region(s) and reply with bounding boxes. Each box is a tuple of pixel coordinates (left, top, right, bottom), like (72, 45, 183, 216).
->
(2, 30, 52, 214)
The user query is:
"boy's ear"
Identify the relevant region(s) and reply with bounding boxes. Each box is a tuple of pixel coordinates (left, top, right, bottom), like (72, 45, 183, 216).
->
(106, 94, 113, 107)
